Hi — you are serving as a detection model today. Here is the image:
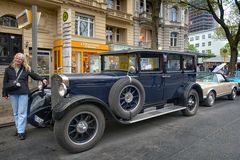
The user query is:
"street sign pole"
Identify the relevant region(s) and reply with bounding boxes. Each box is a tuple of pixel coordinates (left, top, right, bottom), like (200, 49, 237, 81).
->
(32, 5, 38, 87)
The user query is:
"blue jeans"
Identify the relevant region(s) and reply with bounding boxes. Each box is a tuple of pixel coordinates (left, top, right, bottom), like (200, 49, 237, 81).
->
(9, 95, 28, 134)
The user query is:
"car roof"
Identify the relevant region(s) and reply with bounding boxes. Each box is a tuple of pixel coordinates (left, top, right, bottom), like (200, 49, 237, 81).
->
(100, 49, 196, 56)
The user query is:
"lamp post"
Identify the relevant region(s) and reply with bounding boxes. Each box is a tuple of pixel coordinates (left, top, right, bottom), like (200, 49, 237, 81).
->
(32, 5, 38, 87)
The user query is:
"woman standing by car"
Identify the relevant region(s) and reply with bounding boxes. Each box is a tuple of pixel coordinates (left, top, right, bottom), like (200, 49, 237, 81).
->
(2, 53, 47, 140)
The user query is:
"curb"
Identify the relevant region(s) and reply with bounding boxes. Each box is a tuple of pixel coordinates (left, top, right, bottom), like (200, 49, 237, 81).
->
(0, 122, 14, 128)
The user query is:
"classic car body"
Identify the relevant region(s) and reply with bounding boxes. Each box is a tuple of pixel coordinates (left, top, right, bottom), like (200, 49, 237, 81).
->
(51, 50, 202, 153)
(196, 72, 238, 107)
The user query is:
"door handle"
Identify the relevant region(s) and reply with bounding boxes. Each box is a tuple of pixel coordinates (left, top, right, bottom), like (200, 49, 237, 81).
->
(162, 75, 171, 78)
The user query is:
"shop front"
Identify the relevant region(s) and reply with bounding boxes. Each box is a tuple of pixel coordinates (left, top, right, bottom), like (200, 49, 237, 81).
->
(53, 39, 109, 74)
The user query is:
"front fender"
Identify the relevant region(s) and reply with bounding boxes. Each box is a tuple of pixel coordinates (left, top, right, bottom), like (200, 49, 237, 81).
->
(52, 95, 112, 120)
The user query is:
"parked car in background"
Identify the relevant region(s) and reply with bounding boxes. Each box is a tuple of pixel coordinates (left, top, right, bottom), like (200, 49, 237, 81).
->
(51, 50, 202, 153)
(228, 71, 240, 92)
(196, 72, 238, 107)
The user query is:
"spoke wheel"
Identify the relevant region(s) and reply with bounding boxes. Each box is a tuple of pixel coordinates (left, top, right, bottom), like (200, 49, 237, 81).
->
(68, 112, 98, 145)
(182, 89, 199, 116)
(54, 104, 105, 153)
(109, 77, 145, 119)
(119, 85, 140, 111)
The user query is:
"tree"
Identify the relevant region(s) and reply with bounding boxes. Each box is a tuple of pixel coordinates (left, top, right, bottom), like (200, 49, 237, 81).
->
(220, 42, 240, 55)
(187, 42, 198, 52)
(180, 0, 240, 75)
(151, 0, 162, 49)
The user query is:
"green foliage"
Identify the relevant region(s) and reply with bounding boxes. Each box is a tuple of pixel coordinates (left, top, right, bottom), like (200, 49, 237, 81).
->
(214, 26, 239, 40)
(187, 42, 198, 52)
(220, 43, 240, 55)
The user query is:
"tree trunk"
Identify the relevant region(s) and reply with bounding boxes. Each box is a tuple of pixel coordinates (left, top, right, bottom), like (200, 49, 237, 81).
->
(151, 0, 161, 49)
(228, 44, 238, 75)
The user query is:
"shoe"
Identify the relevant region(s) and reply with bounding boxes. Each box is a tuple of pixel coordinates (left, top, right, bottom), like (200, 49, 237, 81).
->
(18, 133, 26, 140)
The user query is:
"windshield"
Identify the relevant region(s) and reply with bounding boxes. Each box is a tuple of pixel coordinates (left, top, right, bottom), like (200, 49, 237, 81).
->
(103, 54, 136, 71)
(196, 73, 216, 82)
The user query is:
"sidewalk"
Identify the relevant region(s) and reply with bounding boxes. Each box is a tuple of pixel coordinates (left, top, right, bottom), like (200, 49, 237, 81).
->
(0, 97, 13, 127)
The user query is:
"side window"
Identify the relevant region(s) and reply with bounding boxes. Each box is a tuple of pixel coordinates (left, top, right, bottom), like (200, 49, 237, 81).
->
(166, 54, 180, 71)
(183, 56, 194, 71)
(216, 74, 225, 82)
(140, 56, 160, 71)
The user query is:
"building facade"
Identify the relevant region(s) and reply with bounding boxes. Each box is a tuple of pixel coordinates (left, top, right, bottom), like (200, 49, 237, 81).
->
(0, 0, 191, 77)
(133, 0, 189, 51)
(188, 29, 227, 56)
(188, 1, 216, 33)
(0, 0, 136, 77)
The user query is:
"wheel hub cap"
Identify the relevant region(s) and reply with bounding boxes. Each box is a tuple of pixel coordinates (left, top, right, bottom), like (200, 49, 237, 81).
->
(188, 98, 194, 106)
(125, 92, 133, 103)
(209, 95, 214, 104)
(76, 121, 88, 133)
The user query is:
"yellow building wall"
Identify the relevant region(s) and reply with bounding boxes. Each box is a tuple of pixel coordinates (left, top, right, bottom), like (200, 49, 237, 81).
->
(0, 0, 57, 51)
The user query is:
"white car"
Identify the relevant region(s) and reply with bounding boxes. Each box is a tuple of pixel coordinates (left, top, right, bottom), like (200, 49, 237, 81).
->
(197, 72, 238, 107)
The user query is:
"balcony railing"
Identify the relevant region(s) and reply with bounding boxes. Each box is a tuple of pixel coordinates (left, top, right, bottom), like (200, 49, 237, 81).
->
(71, 0, 106, 8)
(139, 12, 152, 20)
(139, 41, 151, 48)
(74, 0, 93, 6)
(107, 8, 132, 21)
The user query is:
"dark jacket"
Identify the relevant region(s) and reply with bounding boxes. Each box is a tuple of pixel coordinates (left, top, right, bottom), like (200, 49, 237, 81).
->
(2, 66, 44, 97)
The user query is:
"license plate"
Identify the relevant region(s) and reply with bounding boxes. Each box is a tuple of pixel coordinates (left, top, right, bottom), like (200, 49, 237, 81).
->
(34, 115, 44, 124)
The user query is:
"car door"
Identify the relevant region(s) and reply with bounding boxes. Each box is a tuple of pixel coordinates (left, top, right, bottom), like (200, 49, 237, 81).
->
(163, 53, 183, 100)
(137, 53, 164, 104)
(216, 73, 232, 95)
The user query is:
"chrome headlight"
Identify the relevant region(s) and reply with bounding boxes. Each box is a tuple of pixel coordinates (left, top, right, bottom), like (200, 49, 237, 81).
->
(58, 83, 67, 97)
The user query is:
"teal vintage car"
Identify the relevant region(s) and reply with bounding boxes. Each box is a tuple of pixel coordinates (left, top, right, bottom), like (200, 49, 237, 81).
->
(228, 71, 240, 92)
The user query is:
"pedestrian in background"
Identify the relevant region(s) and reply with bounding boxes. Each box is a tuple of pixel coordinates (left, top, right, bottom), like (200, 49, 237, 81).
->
(2, 53, 47, 140)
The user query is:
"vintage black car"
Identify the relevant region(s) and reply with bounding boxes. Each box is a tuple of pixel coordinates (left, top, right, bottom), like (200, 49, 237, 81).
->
(51, 50, 202, 153)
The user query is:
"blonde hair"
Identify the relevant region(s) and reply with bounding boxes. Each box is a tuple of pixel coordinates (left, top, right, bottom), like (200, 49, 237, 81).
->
(11, 53, 31, 71)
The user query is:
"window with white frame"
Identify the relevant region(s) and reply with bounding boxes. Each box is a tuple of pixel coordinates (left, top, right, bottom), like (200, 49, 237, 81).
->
(116, 0, 121, 10)
(202, 42, 205, 47)
(135, 0, 140, 12)
(190, 37, 194, 41)
(195, 43, 199, 47)
(0, 15, 18, 28)
(107, 0, 114, 9)
(75, 14, 94, 37)
(170, 7, 177, 22)
(106, 26, 124, 43)
(202, 35, 205, 39)
(195, 36, 199, 40)
(140, 0, 144, 12)
(208, 33, 211, 38)
(116, 28, 121, 42)
(170, 32, 178, 47)
(208, 41, 211, 46)
(106, 26, 113, 43)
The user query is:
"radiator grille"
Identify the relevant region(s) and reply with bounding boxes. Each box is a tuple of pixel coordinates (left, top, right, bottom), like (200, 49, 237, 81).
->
(51, 75, 62, 108)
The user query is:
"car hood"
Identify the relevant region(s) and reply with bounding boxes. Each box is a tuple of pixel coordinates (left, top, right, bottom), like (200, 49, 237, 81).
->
(64, 71, 129, 81)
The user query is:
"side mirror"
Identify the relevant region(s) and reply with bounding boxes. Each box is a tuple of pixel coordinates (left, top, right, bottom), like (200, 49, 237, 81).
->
(128, 66, 136, 74)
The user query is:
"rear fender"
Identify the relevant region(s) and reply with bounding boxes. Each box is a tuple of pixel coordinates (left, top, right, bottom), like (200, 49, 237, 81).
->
(176, 82, 203, 105)
(53, 95, 115, 121)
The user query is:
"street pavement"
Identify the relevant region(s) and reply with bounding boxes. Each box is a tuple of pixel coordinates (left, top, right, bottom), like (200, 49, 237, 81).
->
(0, 96, 240, 160)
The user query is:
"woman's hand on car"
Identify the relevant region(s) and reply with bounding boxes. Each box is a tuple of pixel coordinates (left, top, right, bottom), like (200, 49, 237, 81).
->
(42, 79, 48, 86)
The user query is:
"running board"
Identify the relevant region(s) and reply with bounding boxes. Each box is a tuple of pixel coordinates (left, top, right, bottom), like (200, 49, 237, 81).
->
(122, 104, 186, 124)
